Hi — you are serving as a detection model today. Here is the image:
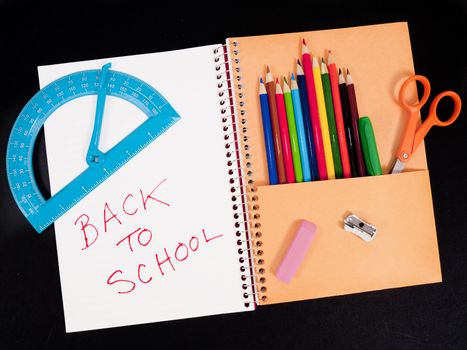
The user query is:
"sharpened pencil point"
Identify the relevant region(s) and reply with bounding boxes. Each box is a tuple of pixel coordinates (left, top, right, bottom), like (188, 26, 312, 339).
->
(338, 68, 346, 85)
(259, 77, 267, 94)
(276, 78, 279, 84)
(297, 59, 302, 65)
(321, 59, 328, 74)
(290, 73, 298, 90)
(296, 59, 304, 75)
(283, 77, 291, 93)
(347, 68, 350, 75)
(346, 69, 353, 85)
(275, 79, 284, 94)
(327, 50, 334, 65)
(301, 40, 310, 55)
(312, 56, 319, 67)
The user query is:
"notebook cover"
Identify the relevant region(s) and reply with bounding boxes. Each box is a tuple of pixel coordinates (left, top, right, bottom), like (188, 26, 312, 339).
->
(227, 23, 442, 305)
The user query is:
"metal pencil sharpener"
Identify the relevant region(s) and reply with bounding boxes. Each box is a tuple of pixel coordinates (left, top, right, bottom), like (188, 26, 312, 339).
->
(343, 214, 377, 242)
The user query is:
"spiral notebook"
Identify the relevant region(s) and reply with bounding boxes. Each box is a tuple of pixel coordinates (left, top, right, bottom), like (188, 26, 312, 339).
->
(40, 22, 441, 332)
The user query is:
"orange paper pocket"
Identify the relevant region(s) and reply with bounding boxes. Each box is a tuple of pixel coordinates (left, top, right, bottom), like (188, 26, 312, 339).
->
(256, 170, 441, 305)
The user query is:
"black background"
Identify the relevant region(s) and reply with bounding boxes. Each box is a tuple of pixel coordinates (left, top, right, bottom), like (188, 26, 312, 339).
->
(1, 1, 466, 349)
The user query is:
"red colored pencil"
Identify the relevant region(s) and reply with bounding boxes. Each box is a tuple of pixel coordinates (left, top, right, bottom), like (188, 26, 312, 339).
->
(346, 69, 366, 177)
(275, 79, 295, 183)
(327, 51, 351, 178)
(301, 39, 327, 180)
(265, 66, 286, 184)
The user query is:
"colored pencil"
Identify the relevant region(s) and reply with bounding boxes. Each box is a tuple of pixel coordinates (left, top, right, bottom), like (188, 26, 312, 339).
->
(290, 73, 312, 182)
(312, 56, 335, 179)
(339, 69, 358, 177)
(327, 51, 351, 178)
(275, 79, 295, 183)
(321, 59, 343, 179)
(259, 77, 279, 185)
(301, 40, 327, 180)
(346, 69, 366, 177)
(283, 77, 303, 182)
(265, 66, 286, 184)
(296, 60, 319, 181)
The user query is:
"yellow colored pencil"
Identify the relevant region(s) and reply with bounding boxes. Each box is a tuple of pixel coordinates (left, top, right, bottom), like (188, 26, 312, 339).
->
(312, 56, 335, 179)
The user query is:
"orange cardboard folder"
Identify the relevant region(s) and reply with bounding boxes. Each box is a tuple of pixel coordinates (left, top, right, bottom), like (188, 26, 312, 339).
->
(228, 22, 442, 305)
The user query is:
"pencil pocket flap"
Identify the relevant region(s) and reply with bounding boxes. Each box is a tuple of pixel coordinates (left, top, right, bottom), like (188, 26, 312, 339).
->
(255, 170, 441, 305)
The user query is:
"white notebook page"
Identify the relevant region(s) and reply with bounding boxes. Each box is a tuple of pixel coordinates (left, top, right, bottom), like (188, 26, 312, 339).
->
(39, 45, 253, 332)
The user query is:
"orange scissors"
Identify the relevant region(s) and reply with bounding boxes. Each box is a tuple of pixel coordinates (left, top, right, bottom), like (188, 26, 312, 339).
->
(391, 75, 462, 174)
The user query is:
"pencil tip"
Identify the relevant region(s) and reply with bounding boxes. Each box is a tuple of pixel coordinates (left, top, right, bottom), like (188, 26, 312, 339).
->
(267, 65, 270, 73)
(275, 78, 279, 84)
(346, 71, 354, 85)
(259, 77, 264, 83)
(297, 58, 301, 65)
(291, 73, 295, 80)
(328, 49, 332, 54)
(321, 57, 325, 63)
(338, 68, 342, 74)
(347, 68, 350, 75)
(302, 38, 307, 45)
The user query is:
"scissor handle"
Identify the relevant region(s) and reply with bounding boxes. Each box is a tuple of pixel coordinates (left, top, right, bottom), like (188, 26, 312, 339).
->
(412, 90, 462, 151)
(426, 90, 462, 127)
(396, 75, 463, 163)
(399, 75, 431, 113)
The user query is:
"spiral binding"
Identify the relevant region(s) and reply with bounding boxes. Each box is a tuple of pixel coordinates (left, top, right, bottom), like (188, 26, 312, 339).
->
(213, 41, 267, 307)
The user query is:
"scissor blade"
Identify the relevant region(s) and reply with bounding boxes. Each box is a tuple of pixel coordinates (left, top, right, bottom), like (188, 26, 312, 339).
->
(391, 159, 405, 174)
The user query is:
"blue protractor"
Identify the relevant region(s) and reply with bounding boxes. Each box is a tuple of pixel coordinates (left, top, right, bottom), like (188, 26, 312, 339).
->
(6, 64, 181, 233)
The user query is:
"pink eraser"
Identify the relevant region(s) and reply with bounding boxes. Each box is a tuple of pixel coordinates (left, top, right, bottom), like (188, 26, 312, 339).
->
(275, 220, 317, 284)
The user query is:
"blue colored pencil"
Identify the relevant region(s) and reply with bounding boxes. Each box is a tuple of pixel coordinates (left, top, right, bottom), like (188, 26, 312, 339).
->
(296, 60, 319, 181)
(290, 74, 311, 182)
(259, 77, 279, 185)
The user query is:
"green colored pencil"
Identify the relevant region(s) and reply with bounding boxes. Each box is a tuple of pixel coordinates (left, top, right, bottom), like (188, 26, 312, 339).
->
(283, 77, 303, 182)
(321, 59, 343, 178)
